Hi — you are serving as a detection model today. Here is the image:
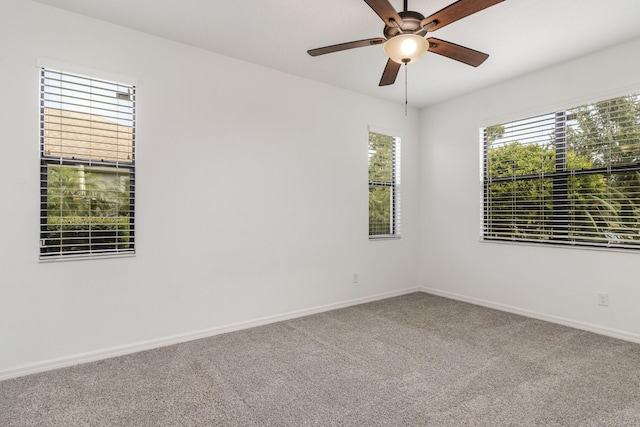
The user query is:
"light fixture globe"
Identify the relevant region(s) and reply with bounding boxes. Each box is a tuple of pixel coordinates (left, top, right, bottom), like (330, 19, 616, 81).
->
(383, 34, 429, 64)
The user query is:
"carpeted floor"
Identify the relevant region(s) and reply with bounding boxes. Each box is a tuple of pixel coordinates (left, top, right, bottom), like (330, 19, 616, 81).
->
(2, 292, 640, 426)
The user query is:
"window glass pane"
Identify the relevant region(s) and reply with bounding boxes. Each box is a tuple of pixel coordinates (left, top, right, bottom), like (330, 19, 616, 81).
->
(567, 95, 640, 170)
(42, 165, 131, 255)
(43, 107, 133, 163)
(369, 186, 392, 236)
(569, 172, 640, 245)
(485, 178, 553, 240)
(368, 132, 394, 182)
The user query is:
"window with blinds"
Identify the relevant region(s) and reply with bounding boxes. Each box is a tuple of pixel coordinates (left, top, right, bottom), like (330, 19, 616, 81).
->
(482, 93, 640, 250)
(40, 68, 136, 259)
(369, 131, 401, 238)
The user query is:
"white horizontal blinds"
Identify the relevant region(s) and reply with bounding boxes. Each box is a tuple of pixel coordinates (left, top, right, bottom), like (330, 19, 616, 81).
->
(40, 68, 136, 258)
(394, 137, 401, 236)
(484, 114, 556, 241)
(483, 93, 640, 249)
(42, 69, 134, 163)
(369, 131, 400, 237)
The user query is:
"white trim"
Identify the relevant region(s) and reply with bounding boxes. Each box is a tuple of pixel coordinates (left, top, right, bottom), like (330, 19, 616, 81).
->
(368, 125, 402, 141)
(5, 286, 638, 381)
(36, 58, 138, 86)
(39, 252, 136, 263)
(0, 287, 419, 381)
(420, 287, 640, 345)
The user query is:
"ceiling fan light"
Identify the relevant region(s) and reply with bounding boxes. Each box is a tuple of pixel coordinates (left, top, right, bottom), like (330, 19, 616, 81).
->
(383, 34, 429, 64)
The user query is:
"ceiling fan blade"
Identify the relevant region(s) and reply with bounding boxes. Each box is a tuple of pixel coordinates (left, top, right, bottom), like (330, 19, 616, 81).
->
(363, 0, 404, 27)
(427, 38, 489, 67)
(379, 59, 401, 86)
(307, 38, 386, 56)
(421, 0, 504, 32)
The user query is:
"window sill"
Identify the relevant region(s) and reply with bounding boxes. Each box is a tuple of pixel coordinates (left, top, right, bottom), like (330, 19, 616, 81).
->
(39, 252, 136, 263)
(369, 235, 401, 241)
(479, 237, 640, 254)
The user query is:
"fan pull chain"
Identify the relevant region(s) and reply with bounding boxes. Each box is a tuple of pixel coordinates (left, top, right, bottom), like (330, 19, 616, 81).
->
(404, 63, 408, 116)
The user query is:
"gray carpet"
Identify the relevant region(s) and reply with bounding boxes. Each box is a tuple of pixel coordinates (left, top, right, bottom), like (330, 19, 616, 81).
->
(2, 292, 640, 426)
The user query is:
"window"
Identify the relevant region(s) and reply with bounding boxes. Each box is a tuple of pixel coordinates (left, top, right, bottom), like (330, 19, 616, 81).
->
(369, 130, 400, 238)
(482, 93, 640, 250)
(40, 68, 136, 259)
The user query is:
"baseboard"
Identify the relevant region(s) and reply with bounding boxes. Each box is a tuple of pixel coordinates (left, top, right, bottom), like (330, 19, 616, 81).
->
(0, 287, 420, 381)
(420, 286, 640, 345)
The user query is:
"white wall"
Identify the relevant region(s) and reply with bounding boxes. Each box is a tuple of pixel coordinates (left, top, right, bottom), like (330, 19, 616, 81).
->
(420, 37, 640, 342)
(0, 0, 421, 378)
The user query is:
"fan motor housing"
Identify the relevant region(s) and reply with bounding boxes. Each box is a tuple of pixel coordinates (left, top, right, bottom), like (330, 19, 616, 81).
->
(383, 10, 425, 38)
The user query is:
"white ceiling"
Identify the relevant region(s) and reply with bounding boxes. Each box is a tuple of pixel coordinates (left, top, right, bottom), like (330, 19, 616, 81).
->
(34, 0, 640, 108)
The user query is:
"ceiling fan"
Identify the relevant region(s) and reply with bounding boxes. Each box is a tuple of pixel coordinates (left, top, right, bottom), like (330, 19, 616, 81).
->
(307, 0, 505, 86)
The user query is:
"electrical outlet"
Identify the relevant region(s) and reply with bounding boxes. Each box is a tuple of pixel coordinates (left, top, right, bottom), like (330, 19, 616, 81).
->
(598, 292, 609, 307)
(352, 273, 359, 284)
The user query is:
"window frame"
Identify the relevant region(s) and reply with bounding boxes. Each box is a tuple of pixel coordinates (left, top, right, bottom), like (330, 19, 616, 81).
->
(39, 67, 136, 260)
(368, 128, 401, 239)
(481, 92, 640, 251)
